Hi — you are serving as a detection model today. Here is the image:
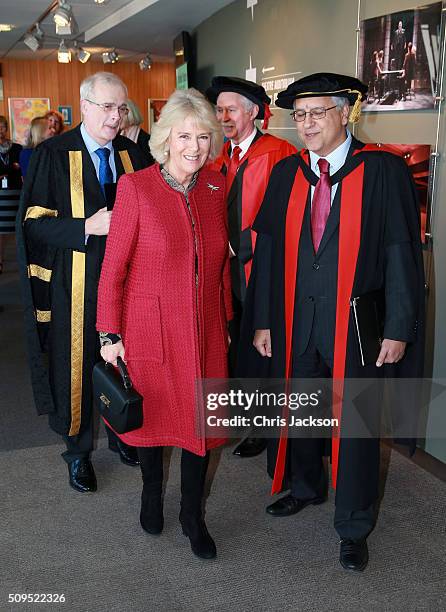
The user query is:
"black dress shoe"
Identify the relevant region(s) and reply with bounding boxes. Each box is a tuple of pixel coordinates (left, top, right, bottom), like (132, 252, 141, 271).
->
(339, 539, 369, 572)
(68, 459, 97, 493)
(109, 440, 140, 466)
(232, 437, 267, 457)
(266, 493, 325, 516)
(180, 513, 216, 560)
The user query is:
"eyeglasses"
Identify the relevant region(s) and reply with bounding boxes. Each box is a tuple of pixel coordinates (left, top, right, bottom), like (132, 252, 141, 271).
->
(85, 99, 129, 116)
(290, 105, 337, 122)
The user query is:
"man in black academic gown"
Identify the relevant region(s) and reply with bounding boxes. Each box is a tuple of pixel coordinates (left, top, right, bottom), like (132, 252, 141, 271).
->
(16, 72, 148, 492)
(207, 76, 296, 458)
(240, 73, 424, 571)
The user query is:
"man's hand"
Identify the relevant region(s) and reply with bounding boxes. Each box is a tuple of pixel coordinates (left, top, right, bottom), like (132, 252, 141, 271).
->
(100, 340, 125, 366)
(253, 329, 272, 357)
(376, 339, 406, 367)
(85, 207, 112, 236)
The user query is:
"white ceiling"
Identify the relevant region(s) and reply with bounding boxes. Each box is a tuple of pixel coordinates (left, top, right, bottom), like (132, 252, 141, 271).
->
(0, 0, 234, 62)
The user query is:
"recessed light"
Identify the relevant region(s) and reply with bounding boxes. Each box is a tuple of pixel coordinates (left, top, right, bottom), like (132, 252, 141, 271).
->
(0, 24, 14, 32)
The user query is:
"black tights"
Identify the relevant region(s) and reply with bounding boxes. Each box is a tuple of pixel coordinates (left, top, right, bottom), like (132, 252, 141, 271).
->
(137, 447, 210, 513)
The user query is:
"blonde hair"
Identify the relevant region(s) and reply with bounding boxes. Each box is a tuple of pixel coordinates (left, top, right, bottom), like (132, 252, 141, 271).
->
(150, 88, 223, 164)
(27, 117, 49, 148)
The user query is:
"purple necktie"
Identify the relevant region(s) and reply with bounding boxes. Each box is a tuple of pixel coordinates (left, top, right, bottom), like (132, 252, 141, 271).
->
(311, 158, 331, 252)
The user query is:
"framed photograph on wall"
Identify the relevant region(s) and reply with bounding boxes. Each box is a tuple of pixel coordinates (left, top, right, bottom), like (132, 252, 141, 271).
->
(148, 98, 167, 131)
(8, 97, 50, 144)
(374, 143, 432, 244)
(58, 105, 72, 126)
(358, 1, 443, 111)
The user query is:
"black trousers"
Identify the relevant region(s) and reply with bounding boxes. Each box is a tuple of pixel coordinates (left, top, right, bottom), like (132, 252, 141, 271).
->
(62, 420, 122, 464)
(137, 447, 210, 513)
(290, 340, 377, 540)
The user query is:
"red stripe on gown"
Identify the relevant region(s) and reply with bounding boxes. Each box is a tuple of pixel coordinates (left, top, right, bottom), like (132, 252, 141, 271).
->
(271, 167, 309, 494)
(271, 162, 365, 494)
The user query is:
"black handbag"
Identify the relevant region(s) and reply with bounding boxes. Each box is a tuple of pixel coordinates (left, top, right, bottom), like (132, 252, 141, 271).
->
(92, 357, 143, 434)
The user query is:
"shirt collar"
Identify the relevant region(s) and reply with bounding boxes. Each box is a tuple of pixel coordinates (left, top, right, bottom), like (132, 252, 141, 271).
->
(80, 122, 113, 155)
(309, 129, 352, 176)
(231, 126, 257, 160)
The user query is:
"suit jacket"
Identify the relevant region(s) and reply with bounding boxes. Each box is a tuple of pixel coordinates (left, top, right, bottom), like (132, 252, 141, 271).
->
(136, 128, 155, 166)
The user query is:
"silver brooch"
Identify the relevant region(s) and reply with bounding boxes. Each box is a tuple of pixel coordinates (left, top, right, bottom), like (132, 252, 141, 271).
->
(207, 183, 220, 192)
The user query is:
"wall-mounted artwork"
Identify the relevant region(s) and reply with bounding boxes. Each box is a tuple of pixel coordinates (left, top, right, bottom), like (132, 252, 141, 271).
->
(374, 143, 431, 243)
(358, 2, 443, 111)
(8, 97, 50, 144)
(58, 105, 72, 127)
(148, 99, 167, 131)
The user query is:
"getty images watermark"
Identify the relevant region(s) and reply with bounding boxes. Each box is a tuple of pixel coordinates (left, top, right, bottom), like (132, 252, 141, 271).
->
(201, 384, 339, 437)
(198, 378, 446, 439)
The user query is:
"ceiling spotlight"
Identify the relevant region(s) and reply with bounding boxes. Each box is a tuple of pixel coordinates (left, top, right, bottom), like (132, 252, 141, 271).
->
(102, 49, 118, 64)
(57, 40, 71, 63)
(23, 23, 44, 52)
(94, 0, 109, 4)
(24, 33, 41, 52)
(54, 1, 72, 27)
(139, 54, 152, 71)
(77, 47, 91, 63)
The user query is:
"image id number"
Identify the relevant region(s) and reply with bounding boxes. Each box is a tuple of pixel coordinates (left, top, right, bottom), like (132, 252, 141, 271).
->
(8, 594, 65, 603)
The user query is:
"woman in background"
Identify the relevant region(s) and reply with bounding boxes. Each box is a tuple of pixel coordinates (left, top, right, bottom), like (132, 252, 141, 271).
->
(120, 99, 154, 165)
(97, 88, 231, 560)
(19, 116, 52, 179)
(44, 110, 64, 137)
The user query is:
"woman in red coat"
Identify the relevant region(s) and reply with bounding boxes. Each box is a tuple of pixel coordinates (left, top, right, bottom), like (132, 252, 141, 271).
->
(97, 88, 232, 559)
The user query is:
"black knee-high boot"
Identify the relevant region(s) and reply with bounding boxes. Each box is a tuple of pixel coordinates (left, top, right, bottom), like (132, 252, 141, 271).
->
(179, 449, 216, 559)
(137, 447, 164, 535)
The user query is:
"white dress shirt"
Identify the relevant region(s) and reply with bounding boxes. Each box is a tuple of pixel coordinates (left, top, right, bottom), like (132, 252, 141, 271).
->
(80, 123, 116, 242)
(230, 126, 257, 160)
(309, 129, 352, 205)
(80, 123, 116, 182)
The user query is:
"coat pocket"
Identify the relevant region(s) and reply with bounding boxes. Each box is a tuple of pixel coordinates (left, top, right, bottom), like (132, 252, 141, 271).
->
(125, 294, 164, 363)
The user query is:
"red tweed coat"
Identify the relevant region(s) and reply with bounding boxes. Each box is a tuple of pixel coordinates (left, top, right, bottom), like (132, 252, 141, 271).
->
(97, 164, 232, 455)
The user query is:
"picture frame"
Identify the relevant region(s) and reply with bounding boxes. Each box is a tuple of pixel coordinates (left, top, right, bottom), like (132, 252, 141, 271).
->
(58, 105, 72, 126)
(358, 1, 443, 112)
(147, 98, 167, 131)
(8, 97, 50, 145)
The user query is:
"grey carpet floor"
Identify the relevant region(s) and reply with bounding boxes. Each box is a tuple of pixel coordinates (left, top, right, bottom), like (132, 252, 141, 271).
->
(1, 242, 445, 612)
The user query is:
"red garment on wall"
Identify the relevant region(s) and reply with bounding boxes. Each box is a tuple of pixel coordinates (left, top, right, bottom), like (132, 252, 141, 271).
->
(97, 164, 232, 455)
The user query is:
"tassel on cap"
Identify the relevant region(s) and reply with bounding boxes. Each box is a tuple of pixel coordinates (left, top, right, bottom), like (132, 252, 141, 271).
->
(262, 103, 273, 129)
(348, 91, 362, 123)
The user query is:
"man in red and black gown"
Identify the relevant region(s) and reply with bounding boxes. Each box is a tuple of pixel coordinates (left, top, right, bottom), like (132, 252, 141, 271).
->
(207, 76, 296, 457)
(239, 73, 425, 571)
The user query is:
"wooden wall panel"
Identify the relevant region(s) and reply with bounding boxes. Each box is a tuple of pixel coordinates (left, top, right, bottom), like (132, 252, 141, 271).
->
(0, 59, 176, 133)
